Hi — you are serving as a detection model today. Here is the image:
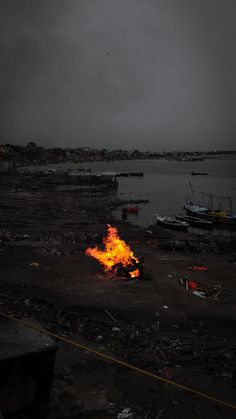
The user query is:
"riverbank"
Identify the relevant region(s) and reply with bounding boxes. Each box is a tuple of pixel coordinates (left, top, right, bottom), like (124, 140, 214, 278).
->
(0, 170, 236, 418)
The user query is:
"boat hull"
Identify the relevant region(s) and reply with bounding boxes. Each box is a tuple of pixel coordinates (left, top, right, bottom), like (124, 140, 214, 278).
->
(156, 215, 189, 231)
(191, 172, 208, 176)
(175, 213, 213, 228)
(185, 206, 236, 226)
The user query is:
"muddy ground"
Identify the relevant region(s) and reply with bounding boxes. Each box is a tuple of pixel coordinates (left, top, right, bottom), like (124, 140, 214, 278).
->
(0, 171, 236, 419)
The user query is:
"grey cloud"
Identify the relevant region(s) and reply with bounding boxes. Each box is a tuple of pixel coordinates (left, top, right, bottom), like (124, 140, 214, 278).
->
(0, 0, 235, 150)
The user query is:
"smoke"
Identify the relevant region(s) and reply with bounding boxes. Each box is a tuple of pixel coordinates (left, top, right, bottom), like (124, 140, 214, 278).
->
(0, 0, 235, 150)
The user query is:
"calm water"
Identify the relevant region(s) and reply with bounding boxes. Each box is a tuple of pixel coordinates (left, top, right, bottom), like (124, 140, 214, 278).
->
(79, 159, 236, 228)
(26, 158, 236, 230)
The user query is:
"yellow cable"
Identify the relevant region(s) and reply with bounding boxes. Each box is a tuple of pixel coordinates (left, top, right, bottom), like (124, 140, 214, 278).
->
(0, 311, 235, 411)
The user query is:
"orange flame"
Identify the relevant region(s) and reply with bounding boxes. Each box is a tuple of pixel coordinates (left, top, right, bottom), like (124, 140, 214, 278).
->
(86, 225, 140, 278)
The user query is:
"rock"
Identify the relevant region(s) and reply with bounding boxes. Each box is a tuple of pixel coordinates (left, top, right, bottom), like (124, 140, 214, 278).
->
(22, 234, 31, 239)
(112, 327, 120, 332)
(223, 353, 233, 360)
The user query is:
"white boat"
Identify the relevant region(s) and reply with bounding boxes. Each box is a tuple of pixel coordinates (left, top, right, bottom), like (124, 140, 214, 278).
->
(155, 214, 189, 230)
(185, 186, 236, 227)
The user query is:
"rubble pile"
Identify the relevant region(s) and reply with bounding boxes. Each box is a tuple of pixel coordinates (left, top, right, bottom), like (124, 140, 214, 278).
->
(0, 283, 236, 418)
(159, 236, 236, 255)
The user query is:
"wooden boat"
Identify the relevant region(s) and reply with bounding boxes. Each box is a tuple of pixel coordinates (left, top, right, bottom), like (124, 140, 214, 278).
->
(117, 172, 144, 177)
(155, 214, 189, 230)
(191, 172, 208, 176)
(185, 186, 236, 226)
(175, 213, 213, 228)
(129, 172, 144, 177)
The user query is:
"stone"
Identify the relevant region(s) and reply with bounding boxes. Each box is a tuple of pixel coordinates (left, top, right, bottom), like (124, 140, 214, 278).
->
(0, 319, 56, 417)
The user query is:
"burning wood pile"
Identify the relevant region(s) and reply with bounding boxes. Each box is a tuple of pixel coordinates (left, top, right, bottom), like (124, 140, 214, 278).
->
(86, 225, 143, 279)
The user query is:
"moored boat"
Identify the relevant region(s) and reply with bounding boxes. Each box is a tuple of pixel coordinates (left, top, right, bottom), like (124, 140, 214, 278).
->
(191, 172, 208, 176)
(175, 213, 213, 228)
(184, 204, 236, 225)
(185, 187, 236, 226)
(156, 214, 189, 230)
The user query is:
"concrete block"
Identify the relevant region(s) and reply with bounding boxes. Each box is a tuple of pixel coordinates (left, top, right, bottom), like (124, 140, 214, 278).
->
(0, 319, 57, 417)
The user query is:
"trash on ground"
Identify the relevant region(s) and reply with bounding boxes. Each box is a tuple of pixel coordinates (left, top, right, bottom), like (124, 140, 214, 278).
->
(176, 274, 231, 300)
(192, 290, 206, 298)
(188, 280, 198, 290)
(104, 309, 117, 322)
(30, 262, 39, 268)
(188, 265, 208, 271)
(117, 407, 133, 418)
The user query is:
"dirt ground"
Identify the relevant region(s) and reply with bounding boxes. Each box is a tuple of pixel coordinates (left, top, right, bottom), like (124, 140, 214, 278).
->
(0, 171, 236, 419)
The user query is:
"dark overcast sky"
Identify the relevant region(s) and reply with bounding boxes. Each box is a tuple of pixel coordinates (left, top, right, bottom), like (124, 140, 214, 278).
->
(0, 0, 235, 150)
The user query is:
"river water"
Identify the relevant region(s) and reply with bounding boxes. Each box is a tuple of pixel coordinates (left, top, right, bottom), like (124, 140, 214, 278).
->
(79, 158, 236, 229)
(26, 157, 236, 231)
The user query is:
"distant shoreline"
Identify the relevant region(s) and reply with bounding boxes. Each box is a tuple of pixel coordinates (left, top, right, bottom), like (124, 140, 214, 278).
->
(1, 142, 236, 168)
(205, 153, 236, 160)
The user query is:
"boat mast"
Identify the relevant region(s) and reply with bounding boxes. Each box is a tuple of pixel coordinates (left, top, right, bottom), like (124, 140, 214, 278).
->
(187, 185, 233, 214)
(229, 196, 233, 214)
(189, 182, 194, 205)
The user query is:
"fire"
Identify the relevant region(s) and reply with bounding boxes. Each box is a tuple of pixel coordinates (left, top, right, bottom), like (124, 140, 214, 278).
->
(129, 269, 140, 278)
(86, 225, 140, 279)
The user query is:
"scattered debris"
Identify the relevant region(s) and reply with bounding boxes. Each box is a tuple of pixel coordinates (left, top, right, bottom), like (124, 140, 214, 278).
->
(215, 369, 233, 381)
(30, 261, 39, 268)
(105, 309, 117, 322)
(155, 407, 166, 419)
(188, 280, 198, 290)
(176, 274, 232, 300)
(117, 407, 133, 418)
(188, 265, 209, 271)
(0, 280, 236, 419)
(192, 290, 206, 298)
(0, 293, 11, 299)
